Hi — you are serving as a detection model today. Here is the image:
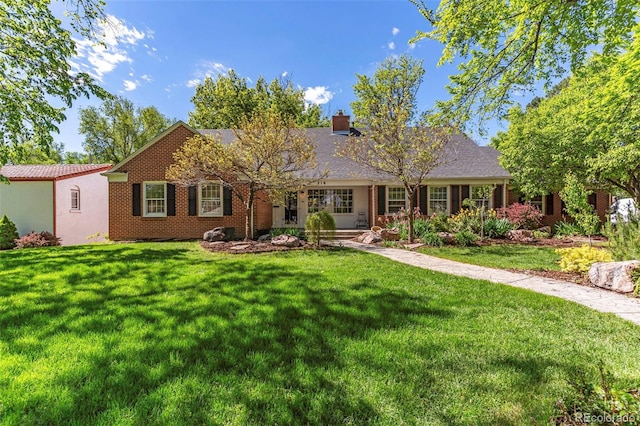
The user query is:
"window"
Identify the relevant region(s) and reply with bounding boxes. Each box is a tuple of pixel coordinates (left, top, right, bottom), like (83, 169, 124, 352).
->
(307, 189, 353, 214)
(518, 193, 544, 212)
(199, 182, 222, 216)
(144, 182, 166, 217)
(428, 186, 448, 215)
(387, 187, 406, 214)
(70, 188, 80, 210)
(470, 186, 492, 210)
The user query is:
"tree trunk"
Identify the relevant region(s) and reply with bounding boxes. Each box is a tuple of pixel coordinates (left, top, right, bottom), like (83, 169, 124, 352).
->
(407, 189, 416, 243)
(244, 204, 251, 242)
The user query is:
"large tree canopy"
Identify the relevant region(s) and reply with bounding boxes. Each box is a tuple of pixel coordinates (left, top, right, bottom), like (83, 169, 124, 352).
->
(411, 0, 638, 128)
(0, 0, 108, 166)
(79, 96, 173, 164)
(340, 54, 451, 243)
(493, 27, 640, 203)
(188, 71, 329, 129)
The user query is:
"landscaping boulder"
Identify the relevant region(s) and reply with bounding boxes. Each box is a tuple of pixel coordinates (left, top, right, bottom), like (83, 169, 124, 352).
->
(380, 228, 400, 241)
(355, 230, 382, 244)
(437, 232, 456, 245)
(271, 234, 300, 247)
(257, 234, 271, 242)
(506, 229, 535, 243)
(588, 260, 640, 293)
(204, 227, 226, 242)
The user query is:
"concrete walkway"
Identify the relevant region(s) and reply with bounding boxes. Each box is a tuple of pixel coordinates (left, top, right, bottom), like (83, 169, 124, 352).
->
(338, 240, 640, 326)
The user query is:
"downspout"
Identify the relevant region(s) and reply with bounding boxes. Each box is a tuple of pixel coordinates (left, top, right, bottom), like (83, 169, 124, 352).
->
(502, 179, 508, 208)
(251, 202, 254, 239)
(52, 179, 57, 237)
(371, 182, 375, 227)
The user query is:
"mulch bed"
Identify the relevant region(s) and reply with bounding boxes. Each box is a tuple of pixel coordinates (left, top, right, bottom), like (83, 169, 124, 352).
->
(200, 240, 317, 254)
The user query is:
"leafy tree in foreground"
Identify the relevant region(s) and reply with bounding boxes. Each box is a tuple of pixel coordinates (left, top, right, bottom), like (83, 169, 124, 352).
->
(7, 141, 64, 165)
(167, 110, 325, 240)
(339, 54, 451, 243)
(189, 71, 328, 129)
(79, 96, 173, 164)
(492, 28, 640, 204)
(411, 0, 638, 128)
(0, 0, 108, 166)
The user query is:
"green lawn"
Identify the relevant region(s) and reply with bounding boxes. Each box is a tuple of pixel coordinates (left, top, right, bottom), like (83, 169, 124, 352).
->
(0, 242, 638, 425)
(418, 244, 561, 271)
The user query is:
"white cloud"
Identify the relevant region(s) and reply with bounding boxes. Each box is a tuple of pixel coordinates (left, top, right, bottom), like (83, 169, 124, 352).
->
(304, 86, 333, 105)
(123, 80, 138, 91)
(71, 14, 150, 81)
(388, 41, 395, 50)
(186, 79, 201, 88)
(392, 27, 400, 36)
(409, 42, 416, 50)
(185, 61, 229, 88)
(282, 71, 289, 78)
(140, 74, 153, 83)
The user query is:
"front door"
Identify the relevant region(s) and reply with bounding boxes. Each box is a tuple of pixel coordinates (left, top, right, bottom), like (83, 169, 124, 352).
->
(273, 192, 299, 228)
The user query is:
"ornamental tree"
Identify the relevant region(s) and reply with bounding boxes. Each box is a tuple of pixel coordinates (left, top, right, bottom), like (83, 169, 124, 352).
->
(167, 110, 325, 240)
(339, 54, 451, 243)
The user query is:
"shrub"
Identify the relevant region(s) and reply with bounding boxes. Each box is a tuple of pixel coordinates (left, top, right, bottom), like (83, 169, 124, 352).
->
(448, 208, 483, 234)
(553, 361, 640, 425)
(413, 218, 431, 239)
(14, 232, 57, 249)
(270, 227, 303, 239)
(498, 202, 543, 230)
(0, 214, 19, 249)
(483, 217, 514, 239)
(305, 210, 336, 247)
(428, 212, 450, 232)
(556, 245, 613, 273)
(554, 220, 584, 237)
(421, 232, 444, 247)
(454, 230, 478, 247)
(603, 220, 640, 261)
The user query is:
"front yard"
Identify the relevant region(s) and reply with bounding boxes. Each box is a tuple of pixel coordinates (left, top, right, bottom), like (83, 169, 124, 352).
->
(0, 242, 638, 425)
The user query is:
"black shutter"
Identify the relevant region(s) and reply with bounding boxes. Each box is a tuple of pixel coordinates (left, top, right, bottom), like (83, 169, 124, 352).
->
(223, 186, 233, 216)
(451, 185, 460, 213)
(188, 186, 197, 216)
(167, 184, 176, 216)
(461, 185, 470, 205)
(588, 193, 597, 209)
(493, 185, 503, 209)
(132, 183, 141, 216)
(411, 190, 417, 210)
(545, 193, 555, 215)
(419, 185, 428, 214)
(377, 186, 386, 215)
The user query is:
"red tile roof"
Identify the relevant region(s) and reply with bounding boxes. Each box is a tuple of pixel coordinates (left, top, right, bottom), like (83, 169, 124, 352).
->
(0, 164, 112, 180)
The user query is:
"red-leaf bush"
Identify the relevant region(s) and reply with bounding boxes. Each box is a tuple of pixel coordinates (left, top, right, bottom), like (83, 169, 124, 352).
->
(14, 231, 61, 249)
(498, 202, 543, 230)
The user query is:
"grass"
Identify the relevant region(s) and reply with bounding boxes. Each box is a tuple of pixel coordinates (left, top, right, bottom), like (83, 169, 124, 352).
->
(417, 244, 561, 271)
(0, 242, 638, 425)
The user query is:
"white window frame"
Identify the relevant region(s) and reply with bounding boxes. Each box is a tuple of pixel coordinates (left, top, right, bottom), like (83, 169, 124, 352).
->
(307, 188, 354, 214)
(524, 195, 545, 213)
(470, 185, 492, 210)
(199, 181, 223, 217)
(387, 186, 407, 214)
(70, 188, 80, 211)
(143, 181, 167, 217)
(428, 186, 448, 215)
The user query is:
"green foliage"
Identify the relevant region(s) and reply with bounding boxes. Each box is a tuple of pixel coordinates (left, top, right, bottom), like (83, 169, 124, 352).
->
(428, 212, 450, 233)
(1, 0, 108, 166)
(554, 221, 585, 238)
(560, 172, 601, 239)
(493, 27, 640, 202)
(421, 232, 444, 247)
(603, 220, 640, 261)
(188, 71, 328, 129)
(79, 96, 173, 164)
(454, 230, 478, 247)
(413, 218, 431, 240)
(533, 229, 551, 240)
(339, 54, 451, 242)
(483, 217, 515, 239)
(448, 208, 484, 235)
(556, 245, 613, 273)
(0, 215, 19, 250)
(554, 361, 640, 425)
(305, 210, 336, 247)
(411, 0, 638, 131)
(269, 228, 303, 239)
(7, 141, 64, 164)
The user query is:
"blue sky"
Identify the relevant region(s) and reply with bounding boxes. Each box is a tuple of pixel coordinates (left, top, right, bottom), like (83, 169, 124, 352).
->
(57, 0, 503, 154)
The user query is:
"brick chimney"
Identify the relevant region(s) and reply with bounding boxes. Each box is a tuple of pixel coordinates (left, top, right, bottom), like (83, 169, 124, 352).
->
(331, 110, 350, 135)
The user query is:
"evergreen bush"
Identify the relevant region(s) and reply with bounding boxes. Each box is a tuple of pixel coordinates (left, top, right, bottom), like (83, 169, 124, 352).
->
(0, 214, 19, 249)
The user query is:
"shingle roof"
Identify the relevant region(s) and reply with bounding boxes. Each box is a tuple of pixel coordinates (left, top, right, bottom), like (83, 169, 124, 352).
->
(0, 164, 112, 180)
(200, 127, 511, 181)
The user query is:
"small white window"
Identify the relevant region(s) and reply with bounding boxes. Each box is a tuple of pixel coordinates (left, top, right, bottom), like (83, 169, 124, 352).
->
(428, 186, 448, 215)
(387, 187, 406, 214)
(144, 182, 166, 217)
(71, 188, 80, 210)
(199, 182, 223, 216)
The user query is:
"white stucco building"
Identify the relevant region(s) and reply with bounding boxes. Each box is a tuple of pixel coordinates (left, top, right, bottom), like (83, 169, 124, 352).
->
(0, 164, 111, 245)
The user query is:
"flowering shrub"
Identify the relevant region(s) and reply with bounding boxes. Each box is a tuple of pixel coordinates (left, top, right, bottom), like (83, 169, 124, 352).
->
(498, 203, 543, 230)
(14, 231, 61, 249)
(556, 245, 613, 273)
(449, 208, 497, 234)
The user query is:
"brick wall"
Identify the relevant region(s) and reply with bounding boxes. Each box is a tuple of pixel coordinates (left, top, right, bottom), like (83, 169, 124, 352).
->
(108, 125, 273, 240)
